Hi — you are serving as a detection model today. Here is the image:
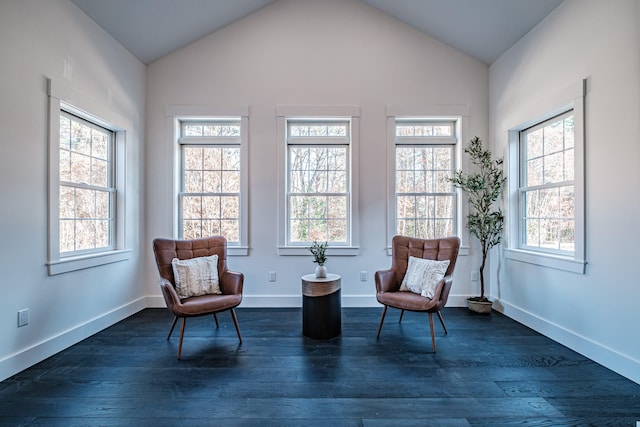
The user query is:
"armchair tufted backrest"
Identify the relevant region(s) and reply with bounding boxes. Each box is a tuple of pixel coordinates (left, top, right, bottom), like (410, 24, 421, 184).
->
(152, 236, 229, 285)
(391, 235, 460, 285)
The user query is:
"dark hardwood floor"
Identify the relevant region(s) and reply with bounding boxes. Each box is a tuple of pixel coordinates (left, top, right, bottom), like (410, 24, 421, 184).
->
(1, 307, 639, 426)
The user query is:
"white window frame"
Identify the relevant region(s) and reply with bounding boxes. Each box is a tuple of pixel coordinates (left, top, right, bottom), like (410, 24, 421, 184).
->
(277, 106, 360, 256)
(393, 119, 458, 239)
(386, 106, 468, 255)
(505, 79, 586, 274)
(168, 105, 249, 256)
(47, 79, 131, 275)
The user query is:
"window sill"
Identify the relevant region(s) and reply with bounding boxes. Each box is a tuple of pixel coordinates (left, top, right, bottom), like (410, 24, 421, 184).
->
(278, 246, 359, 256)
(228, 246, 249, 256)
(47, 249, 132, 275)
(504, 248, 586, 274)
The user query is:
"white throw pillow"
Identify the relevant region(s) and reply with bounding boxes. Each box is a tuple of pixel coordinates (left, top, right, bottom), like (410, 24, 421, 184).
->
(171, 255, 221, 299)
(399, 256, 450, 299)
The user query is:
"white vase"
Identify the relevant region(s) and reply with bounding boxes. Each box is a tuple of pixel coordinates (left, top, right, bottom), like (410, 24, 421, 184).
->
(315, 265, 327, 278)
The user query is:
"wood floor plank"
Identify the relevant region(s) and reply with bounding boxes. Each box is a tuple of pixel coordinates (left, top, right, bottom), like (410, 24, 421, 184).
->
(1, 307, 639, 425)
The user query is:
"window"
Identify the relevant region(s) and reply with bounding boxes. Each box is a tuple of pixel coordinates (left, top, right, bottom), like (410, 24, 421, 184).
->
(58, 112, 115, 254)
(177, 118, 247, 253)
(47, 79, 130, 275)
(519, 112, 575, 253)
(287, 120, 350, 244)
(394, 120, 457, 239)
(505, 79, 586, 273)
(277, 106, 360, 255)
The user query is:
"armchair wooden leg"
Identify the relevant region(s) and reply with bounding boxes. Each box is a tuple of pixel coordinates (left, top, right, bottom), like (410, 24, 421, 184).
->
(398, 309, 405, 323)
(213, 313, 219, 328)
(230, 308, 242, 344)
(177, 317, 186, 360)
(437, 311, 448, 334)
(167, 316, 178, 339)
(428, 313, 436, 353)
(377, 305, 388, 338)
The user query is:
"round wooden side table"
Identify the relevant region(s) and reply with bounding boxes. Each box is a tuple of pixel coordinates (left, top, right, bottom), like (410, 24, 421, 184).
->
(301, 273, 341, 339)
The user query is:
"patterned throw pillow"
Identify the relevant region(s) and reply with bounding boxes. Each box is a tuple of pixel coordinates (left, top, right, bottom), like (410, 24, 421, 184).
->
(399, 256, 450, 299)
(171, 255, 221, 299)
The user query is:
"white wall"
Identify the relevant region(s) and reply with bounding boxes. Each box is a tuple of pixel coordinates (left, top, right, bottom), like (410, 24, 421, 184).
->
(489, 0, 640, 384)
(145, 0, 489, 308)
(0, 0, 146, 381)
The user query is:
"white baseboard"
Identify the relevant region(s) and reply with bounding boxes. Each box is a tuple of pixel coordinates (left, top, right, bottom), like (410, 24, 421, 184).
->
(494, 298, 640, 386)
(0, 297, 146, 382)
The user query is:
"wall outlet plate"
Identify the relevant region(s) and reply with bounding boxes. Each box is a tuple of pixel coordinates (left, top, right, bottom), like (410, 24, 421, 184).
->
(18, 308, 29, 327)
(360, 271, 368, 281)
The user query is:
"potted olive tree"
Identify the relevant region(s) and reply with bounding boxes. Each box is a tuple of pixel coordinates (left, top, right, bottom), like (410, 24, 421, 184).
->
(449, 136, 506, 314)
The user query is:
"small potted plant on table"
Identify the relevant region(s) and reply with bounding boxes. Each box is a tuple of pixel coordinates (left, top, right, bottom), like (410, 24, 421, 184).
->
(308, 241, 328, 278)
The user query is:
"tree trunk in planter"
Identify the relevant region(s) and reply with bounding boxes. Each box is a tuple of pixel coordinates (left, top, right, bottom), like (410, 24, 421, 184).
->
(466, 242, 493, 314)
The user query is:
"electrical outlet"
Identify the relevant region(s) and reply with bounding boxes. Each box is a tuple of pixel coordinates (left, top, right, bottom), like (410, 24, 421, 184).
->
(18, 309, 29, 327)
(360, 271, 368, 281)
(471, 271, 479, 282)
(268, 271, 277, 282)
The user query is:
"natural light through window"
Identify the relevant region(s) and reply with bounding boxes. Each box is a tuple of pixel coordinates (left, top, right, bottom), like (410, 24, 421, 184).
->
(59, 112, 115, 254)
(520, 111, 575, 253)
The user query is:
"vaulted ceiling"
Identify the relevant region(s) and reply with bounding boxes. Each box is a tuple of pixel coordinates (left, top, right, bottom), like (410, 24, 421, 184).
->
(70, 0, 563, 65)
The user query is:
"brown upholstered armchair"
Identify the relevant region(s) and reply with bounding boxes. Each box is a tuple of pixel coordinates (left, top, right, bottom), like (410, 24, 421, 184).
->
(152, 236, 243, 359)
(375, 235, 460, 352)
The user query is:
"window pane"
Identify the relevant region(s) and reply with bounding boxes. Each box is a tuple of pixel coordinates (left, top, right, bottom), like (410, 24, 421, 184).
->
(70, 152, 91, 184)
(527, 157, 543, 187)
(564, 148, 574, 181)
(91, 158, 108, 187)
(221, 196, 239, 218)
(222, 147, 240, 170)
(396, 171, 414, 193)
(96, 191, 109, 218)
(544, 119, 564, 154)
(59, 149, 71, 182)
(201, 196, 221, 218)
(289, 123, 347, 137)
(92, 131, 108, 159)
(221, 171, 240, 193)
(397, 195, 416, 218)
(95, 220, 109, 247)
(559, 220, 575, 251)
(60, 116, 71, 149)
(564, 116, 575, 149)
(183, 220, 202, 239)
(59, 186, 75, 218)
(203, 171, 222, 193)
(184, 125, 203, 136)
(544, 152, 564, 184)
(394, 123, 456, 239)
(71, 121, 91, 155)
(203, 147, 221, 170)
(184, 171, 203, 193)
(526, 129, 543, 159)
(182, 196, 202, 219)
(327, 220, 347, 242)
(221, 220, 239, 242)
(202, 219, 220, 237)
(184, 147, 203, 170)
(309, 219, 328, 241)
(75, 220, 96, 251)
(525, 218, 540, 247)
(328, 196, 347, 218)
